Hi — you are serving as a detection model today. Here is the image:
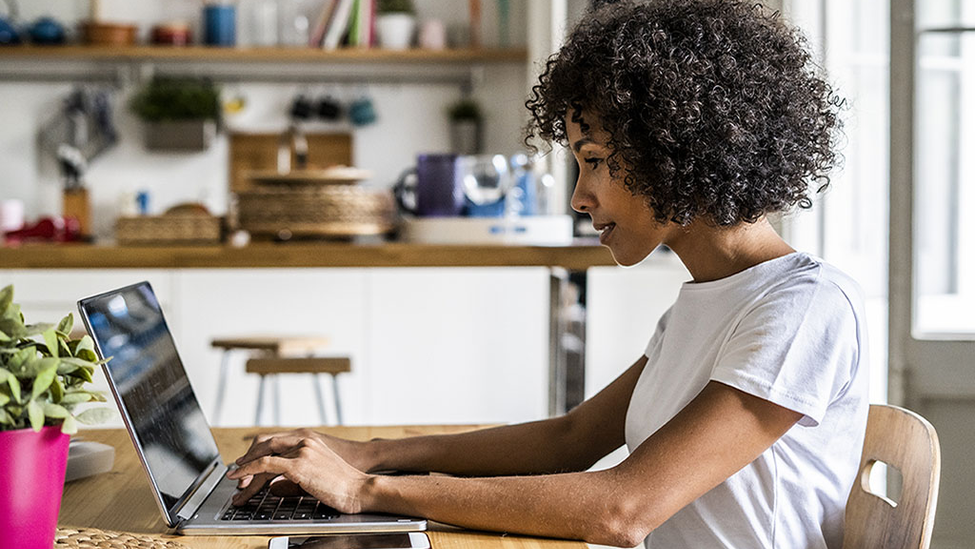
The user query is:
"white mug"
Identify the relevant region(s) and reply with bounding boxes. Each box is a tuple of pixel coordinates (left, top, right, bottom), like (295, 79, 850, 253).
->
(0, 199, 25, 232)
(419, 19, 446, 50)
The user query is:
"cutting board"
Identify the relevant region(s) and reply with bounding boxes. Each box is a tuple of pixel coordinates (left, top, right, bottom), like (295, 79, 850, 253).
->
(228, 132, 353, 193)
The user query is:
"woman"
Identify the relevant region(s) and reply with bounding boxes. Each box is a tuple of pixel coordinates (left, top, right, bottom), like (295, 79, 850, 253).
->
(229, 1, 868, 547)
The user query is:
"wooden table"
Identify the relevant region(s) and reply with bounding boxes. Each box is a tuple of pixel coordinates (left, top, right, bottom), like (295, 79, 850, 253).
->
(59, 426, 586, 549)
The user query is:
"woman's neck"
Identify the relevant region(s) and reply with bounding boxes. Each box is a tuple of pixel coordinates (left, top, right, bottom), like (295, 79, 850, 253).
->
(665, 218, 796, 283)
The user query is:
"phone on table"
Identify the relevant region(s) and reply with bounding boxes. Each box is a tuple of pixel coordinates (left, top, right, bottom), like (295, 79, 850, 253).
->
(269, 533, 431, 549)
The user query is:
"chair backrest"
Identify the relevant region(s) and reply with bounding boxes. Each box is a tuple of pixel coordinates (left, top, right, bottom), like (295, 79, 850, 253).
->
(844, 404, 941, 549)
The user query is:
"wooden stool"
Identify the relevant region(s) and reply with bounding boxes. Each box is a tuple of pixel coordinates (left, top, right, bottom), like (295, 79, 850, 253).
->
(247, 357, 351, 426)
(210, 336, 348, 426)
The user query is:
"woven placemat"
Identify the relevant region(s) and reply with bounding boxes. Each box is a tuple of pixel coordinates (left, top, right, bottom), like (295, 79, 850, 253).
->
(55, 527, 189, 549)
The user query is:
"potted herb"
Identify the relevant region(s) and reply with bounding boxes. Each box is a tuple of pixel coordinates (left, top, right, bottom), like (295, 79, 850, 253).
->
(447, 97, 482, 155)
(376, 0, 416, 50)
(129, 76, 221, 151)
(0, 285, 110, 549)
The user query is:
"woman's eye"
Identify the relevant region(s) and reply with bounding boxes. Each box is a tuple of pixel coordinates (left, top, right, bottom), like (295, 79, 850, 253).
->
(584, 158, 603, 170)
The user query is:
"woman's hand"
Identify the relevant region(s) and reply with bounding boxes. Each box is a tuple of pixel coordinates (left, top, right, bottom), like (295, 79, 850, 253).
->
(238, 429, 375, 470)
(227, 432, 373, 514)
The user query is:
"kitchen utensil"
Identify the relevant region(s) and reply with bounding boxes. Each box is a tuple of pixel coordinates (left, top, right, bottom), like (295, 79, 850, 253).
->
(0, 0, 20, 45)
(151, 21, 191, 45)
(4, 216, 82, 244)
(79, 21, 138, 45)
(203, 2, 236, 46)
(419, 19, 446, 50)
(247, 166, 372, 185)
(28, 16, 66, 44)
(393, 153, 463, 217)
(0, 199, 24, 232)
(317, 96, 342, 121)
(457, 154, 512, 217)
(235, 186, 397, 239)
(349, 96, 377, 126)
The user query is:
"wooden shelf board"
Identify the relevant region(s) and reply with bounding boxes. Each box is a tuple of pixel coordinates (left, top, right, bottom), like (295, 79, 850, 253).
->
(0, 241, 616, 270)
(0, 45, 527, 63)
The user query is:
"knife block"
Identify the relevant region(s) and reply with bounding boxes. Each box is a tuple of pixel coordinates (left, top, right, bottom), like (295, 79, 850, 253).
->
(62, 188, 92, 237)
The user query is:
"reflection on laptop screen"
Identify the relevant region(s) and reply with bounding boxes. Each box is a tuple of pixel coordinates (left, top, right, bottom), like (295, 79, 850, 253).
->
(80, 282, 219, 510)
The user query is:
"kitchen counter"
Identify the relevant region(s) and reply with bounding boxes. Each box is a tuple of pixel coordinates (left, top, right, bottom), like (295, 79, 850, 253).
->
(0, 241, 616, 270)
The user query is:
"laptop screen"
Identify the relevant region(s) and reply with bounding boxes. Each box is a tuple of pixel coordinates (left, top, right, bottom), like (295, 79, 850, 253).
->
(79, 282, 220, 517)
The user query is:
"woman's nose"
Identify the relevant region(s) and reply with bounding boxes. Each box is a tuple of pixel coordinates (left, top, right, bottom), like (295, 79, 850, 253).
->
(570, 178, 593, 213)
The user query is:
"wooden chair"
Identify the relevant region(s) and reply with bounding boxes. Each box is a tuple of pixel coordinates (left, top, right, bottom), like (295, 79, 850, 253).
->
(844, 404, 941, 549)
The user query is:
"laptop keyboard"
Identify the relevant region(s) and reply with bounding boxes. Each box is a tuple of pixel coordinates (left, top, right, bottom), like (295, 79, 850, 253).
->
(221, 487, 340, 521)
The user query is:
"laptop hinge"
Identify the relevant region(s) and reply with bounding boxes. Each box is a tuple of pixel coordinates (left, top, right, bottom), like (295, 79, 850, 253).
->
(175, 461, 228, 523)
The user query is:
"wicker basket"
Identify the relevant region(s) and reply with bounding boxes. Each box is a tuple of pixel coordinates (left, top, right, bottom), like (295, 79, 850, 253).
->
(116, 214, 222, 245)
(235, 186, 397, 238)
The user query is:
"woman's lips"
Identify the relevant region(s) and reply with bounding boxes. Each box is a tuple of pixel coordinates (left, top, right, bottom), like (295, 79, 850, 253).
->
(596, 223, 616, 245)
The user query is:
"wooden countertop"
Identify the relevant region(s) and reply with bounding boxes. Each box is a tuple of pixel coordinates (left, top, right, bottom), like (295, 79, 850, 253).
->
(0, 242, 616, 270)
(61, 426, 585, 549)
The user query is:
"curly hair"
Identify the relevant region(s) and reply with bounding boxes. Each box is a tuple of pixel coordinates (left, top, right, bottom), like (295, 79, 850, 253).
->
(525, 0, 843, 226)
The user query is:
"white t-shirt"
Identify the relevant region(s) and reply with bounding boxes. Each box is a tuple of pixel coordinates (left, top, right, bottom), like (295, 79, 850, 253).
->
(625, 252, 869, 549)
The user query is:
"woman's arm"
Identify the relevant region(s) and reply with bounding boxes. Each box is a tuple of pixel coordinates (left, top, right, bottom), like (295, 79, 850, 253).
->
(234, 356, 647, 480)
(366, 355, 648, 476)
(229, 380, 802, 546)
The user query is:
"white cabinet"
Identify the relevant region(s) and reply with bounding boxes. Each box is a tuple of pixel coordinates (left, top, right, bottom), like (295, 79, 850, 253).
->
(1, 262, 686, 429)
(0, 267, 552, 427)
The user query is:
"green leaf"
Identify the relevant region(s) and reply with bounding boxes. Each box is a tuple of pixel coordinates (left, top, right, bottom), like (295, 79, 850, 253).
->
(0, 285, 12, 314)
(42, 402, 70, 418)
(31, 361, 58, 400)
(51, 377, 64, 403)
(22, 322, 53, 338)
(60, 392, 94, 405)
(27, 399, 44, 431)
(0, 408, 13, 425)
(75, 407, 114, 425)
(0, 393, 8, 406)
(43, 328, 58, 359)
(57, 313, 74, 336)
(60, 414, 78, 435)
(6, 373, 20, 404)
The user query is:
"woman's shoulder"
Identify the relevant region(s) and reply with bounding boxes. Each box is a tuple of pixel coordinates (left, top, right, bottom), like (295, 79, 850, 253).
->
(767, 253, 865, 312)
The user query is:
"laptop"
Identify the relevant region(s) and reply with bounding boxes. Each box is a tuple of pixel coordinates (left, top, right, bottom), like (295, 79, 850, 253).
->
(77, 281, 427, 535)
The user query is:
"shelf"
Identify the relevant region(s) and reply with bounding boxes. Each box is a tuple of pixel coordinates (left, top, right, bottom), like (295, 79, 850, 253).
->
(0, 45, 527, 64)
(0, 241, 616, 270)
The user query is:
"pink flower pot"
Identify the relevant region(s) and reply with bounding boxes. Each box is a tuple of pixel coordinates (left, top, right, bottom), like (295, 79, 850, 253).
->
(0, 425, 70, 549)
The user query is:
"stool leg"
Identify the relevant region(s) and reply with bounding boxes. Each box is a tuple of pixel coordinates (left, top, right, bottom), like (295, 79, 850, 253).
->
(255, 375, 267, 426)
(272, 375, 281, 426)
(331, 374, 344, 425)
(313, 374, 328, 425)
(213, 350, 232, 425)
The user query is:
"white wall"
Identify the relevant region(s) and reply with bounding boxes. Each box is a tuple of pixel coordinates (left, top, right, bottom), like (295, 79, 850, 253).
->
(0, 0, 530, 240)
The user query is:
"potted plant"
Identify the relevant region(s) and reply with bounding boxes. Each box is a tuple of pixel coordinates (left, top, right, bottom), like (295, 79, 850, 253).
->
(376, 0, 415, 50)
(0, 285, 109, 549)
(447, 97, 482, 155)
(129, 76, 221, 151)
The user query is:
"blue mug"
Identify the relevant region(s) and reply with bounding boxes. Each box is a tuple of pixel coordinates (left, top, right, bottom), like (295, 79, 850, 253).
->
(204, 4, 236, 46)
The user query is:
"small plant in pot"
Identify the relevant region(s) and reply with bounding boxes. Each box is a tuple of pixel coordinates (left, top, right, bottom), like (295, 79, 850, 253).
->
(0, 285, 110, 549)
(376, 0, 416, 50)
(130, 76, 221, 151)
(447, 97, 482, 155)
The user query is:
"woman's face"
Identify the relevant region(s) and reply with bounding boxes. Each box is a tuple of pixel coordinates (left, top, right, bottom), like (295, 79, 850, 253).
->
(567, 116, 673, 266)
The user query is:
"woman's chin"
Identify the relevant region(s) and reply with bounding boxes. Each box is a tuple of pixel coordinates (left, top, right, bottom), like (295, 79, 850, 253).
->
(607, 246, 653, 267)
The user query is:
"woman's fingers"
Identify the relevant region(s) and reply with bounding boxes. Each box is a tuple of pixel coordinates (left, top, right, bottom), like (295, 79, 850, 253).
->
(269, 477, 309, 497)
(230, 471, 280, 505)
(236, 434, 305, 465)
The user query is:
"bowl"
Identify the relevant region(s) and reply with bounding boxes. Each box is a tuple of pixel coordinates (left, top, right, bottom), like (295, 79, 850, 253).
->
(80, 21, 138, 46)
